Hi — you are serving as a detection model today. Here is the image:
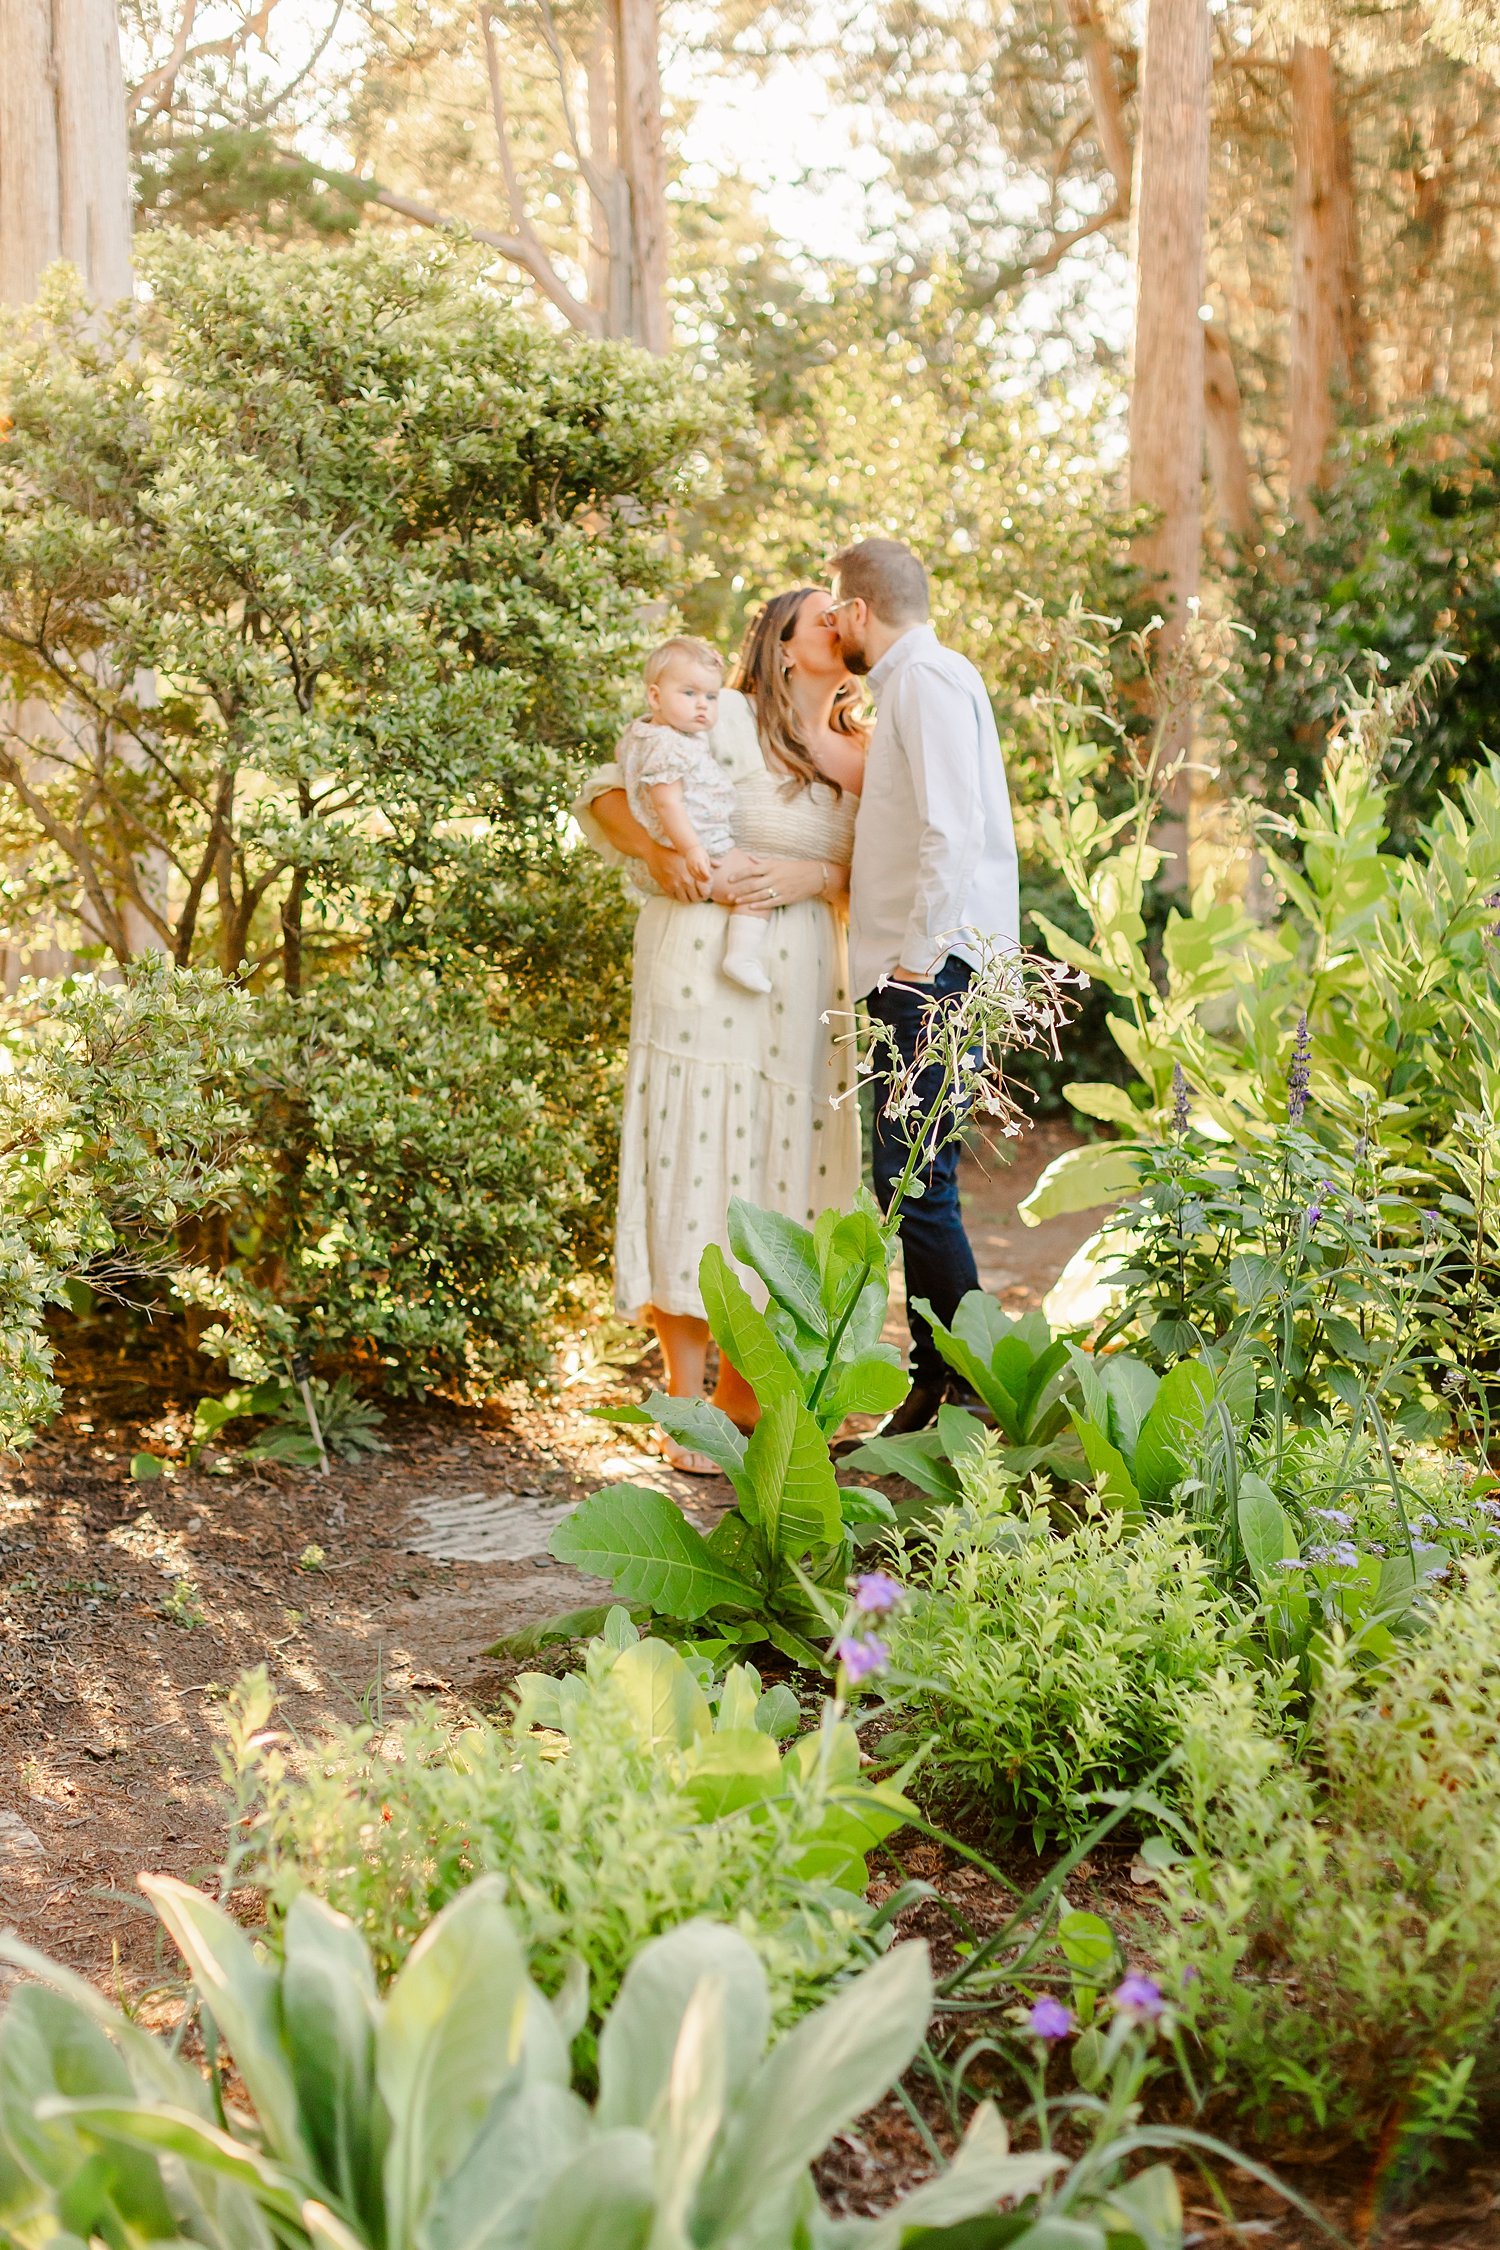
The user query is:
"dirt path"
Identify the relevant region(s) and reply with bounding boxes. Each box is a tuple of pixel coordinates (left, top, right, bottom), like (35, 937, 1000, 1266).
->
(0, 1122, 1095, 1984)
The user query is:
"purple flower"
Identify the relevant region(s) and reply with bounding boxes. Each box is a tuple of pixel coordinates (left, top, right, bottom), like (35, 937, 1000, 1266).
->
(1306, 1179, 1332, 1228)
(1112, 1974, 1165, 2022)
(835, 1634, 889, 1683)
(1286, 1013, 1312, 1128)
(850, 1571, 904, 1616)
(1026, 1996, 1073, 2042)
(1310, 1507, 1353, 1530)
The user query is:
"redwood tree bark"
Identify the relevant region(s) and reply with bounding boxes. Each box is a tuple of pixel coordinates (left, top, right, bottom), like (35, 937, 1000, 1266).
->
(0, 0, 133, 308)
(1128, 0, 1211, 640)
(1288, 39, 1360, 512)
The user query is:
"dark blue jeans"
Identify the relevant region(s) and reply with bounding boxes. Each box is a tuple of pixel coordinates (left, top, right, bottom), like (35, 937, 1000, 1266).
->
(865, 955, 980, 1389)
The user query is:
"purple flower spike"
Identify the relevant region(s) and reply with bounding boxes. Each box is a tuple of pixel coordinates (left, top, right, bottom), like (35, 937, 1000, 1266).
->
(1286, 1013, 1312, 1128)
(1027, 1996, 1073, 2042)
(1112, 1974, 1165, 2022)
(835, 1634, 889, 1684)
(851, 1571, 904, 1616)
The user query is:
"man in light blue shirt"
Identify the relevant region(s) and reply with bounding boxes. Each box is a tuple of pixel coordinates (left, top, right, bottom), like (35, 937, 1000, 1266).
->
(826, 538, 1020, 1432)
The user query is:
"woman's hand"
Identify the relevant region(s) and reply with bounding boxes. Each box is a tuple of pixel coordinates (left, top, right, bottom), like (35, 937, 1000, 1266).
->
(711, 851, 839, 908)
(644, 838, 709, 902)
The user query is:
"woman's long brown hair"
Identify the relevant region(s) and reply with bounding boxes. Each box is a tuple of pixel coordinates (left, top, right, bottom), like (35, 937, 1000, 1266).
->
(731, 587, 869, 797)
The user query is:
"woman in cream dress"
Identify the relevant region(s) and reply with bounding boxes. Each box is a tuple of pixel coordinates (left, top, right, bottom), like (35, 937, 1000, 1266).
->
(576, 589, 866, 1469)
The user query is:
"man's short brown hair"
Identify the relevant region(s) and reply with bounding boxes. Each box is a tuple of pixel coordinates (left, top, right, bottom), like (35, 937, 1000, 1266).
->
(828, 538, 930, 626)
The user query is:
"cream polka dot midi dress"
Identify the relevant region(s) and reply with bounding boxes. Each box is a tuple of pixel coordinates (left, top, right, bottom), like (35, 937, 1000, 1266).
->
(576, 689, 861, 1323)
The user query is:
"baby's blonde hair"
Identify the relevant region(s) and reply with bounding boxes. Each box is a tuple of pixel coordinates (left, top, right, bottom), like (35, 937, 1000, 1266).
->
(644, 635, 723, 689)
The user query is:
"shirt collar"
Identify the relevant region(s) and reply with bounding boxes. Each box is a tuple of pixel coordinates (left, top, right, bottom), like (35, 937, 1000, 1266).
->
(868, 620, 936, 699)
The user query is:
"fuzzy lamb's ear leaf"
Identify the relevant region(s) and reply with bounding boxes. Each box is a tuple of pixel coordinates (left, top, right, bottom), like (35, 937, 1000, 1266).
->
(281, 1894, 386, 2231)
(550, 1486, 758, 1620)
(596, 1922, 769, 2131)
(524, 2129, 656, 2250)
(853, 2103, 1063, 2250)
(696, 1941, 933, 2239)
(139, 1875, 308, 2167)
(378, 1877, 538, 2247)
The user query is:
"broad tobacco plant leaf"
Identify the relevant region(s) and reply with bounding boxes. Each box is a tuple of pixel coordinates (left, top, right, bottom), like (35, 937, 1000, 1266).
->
(549, 1486, 757, 1620)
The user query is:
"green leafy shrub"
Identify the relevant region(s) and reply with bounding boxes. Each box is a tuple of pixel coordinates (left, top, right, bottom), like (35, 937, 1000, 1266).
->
(1223, 407, 1500, 850)
(0, 958, 248, 1444)
(1153, 1557, 1500, 2146)
(0, 1876, 1060, 2250)
(229, 964, 615, 1390)
(0, 231, 727, 1392)
(226, 1621, 906, 2020)
(888, 1471, 1251, 1845)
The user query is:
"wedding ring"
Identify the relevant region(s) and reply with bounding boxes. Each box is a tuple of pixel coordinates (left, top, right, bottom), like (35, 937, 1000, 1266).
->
(767, 887, 780, 901)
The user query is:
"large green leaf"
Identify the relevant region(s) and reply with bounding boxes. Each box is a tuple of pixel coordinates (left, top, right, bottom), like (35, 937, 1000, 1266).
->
(1017, 1142, 1141, 1226)
(596, 1923, 769, 2132)
(857, 2106, 1062, 2250)
(608, 1638, 712, 1752)
(281, 1894, 387, 2236)
(1236, 1473, 1296, 1592)
(378, 1880, 538, 2250)
(0, 1990, 177, 2240)
(699, 1247, 800, 1406)
(1096, 1355, 1160, 1458)
(421, 2082, 589, 2250)
(645, 1393, 748, 1489)
(741, 1387, 843, 1556)
(727, 1200, 828, 1338)
(1068, 1410, 1140, 1514)
(139, 1876, 308, 2169)
(840, 1429, 962, 1501)
(696, 1942, 932, 2241)
(912, 1301, 1019, 1432)
(1133, 1361, 1215, 1507)
(523, 2130, 655, 2250)
(817, 1351, 909, 1429)
(549, 1487, 758, 1620)
(35, 2099, 306, 2228)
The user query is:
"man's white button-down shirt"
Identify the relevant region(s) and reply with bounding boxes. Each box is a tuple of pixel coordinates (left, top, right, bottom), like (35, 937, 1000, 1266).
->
(848, 622, 1020, 1001)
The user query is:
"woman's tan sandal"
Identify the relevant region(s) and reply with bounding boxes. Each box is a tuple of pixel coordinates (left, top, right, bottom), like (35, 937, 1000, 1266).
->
(660, 1433, 721, 1477)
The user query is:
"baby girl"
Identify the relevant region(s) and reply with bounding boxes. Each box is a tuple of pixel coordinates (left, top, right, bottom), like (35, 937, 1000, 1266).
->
(615, 635, 772, 994)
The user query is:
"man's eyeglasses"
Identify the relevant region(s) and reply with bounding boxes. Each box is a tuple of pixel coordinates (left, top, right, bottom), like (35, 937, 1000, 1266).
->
(820, 597, 858, 624)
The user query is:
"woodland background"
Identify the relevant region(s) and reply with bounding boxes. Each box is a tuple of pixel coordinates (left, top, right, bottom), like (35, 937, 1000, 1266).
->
(1, 0, 1499, 1403)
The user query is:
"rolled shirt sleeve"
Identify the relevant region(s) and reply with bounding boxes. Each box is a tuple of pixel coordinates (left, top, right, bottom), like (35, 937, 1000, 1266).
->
(571, 760, 629, 864)
(894, 663, 986, 976)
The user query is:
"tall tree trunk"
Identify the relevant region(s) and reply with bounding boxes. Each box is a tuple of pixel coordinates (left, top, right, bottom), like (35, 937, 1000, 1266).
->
(610, 0, 670, 353)
(1, 0, 134, 984)
(1128, 0, 1210, 883)
(0, 0, 133, 309)
(1288, 40, 1360, 513)
(1129, 0, 1210, 633)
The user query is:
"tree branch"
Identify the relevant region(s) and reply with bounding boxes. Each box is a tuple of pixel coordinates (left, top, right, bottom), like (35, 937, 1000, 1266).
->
(473, 3, 603, 336)
(1064, 0, 1135, 207)
(964, 197, 1127, 306)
